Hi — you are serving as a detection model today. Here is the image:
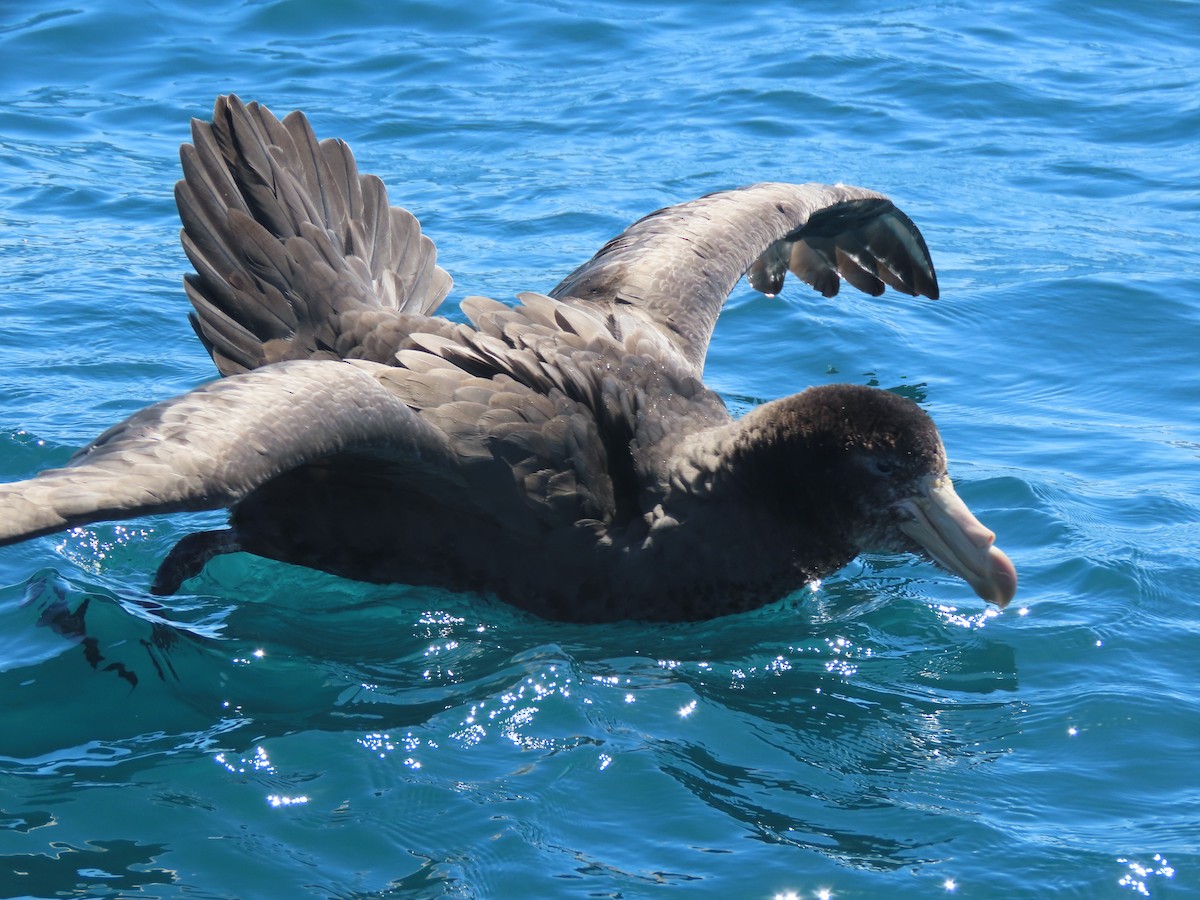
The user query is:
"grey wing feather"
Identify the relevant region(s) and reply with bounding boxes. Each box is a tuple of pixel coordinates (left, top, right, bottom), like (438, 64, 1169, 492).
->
(177, 95, 453, 375)
(0, 360, 461, 546)
(549, 182, 939, 374)
(0, 354, 621, 548)
(374, 361, 619, 526)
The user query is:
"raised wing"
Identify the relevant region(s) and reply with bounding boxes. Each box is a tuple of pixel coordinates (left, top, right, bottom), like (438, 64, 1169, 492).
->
(549, 183, 939, 374)
(177, 95, 455, 375)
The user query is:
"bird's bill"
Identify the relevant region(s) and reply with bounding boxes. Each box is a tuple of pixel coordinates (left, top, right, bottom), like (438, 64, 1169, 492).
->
(895, 475, 1017, 607)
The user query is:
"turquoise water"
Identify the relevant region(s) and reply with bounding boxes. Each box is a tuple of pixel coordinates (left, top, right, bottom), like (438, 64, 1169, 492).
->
(1, 0, 1198, 897)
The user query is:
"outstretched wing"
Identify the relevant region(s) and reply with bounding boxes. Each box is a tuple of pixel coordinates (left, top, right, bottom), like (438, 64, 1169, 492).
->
(177, 94, 455, 375)
(0, 356, 623, 550)
(549, 182, 939, 374)
(0, 360, 460, 545)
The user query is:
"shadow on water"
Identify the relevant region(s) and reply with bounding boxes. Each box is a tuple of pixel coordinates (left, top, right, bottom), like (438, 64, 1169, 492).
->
(0, 838, 176, 900)
(0, 554, 1025, 884)
(0, 566, 497, 763)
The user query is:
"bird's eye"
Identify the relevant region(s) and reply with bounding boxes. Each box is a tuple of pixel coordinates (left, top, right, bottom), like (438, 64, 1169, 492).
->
(871, 459, 896, 477)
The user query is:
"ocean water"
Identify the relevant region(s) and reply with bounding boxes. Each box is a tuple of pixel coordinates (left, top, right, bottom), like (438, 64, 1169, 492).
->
(1, 0, 1198, 897)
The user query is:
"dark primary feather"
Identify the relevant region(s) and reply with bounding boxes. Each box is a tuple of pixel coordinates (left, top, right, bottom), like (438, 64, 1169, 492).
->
(0, 95, 1016, 622)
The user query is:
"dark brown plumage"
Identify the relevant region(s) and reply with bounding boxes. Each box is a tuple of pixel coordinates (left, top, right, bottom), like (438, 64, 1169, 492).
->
(0, 95, 1016, 622)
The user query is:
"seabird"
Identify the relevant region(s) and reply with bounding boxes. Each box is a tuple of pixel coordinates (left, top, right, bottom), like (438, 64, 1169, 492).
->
(0, 95, 1016, 622)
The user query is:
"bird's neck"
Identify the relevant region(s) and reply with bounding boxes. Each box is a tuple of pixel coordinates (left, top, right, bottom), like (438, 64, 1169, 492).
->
(656, 394, 857, 576)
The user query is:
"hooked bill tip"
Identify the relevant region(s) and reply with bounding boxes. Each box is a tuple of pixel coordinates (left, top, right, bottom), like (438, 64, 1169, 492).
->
(976, 545, 1017, 608)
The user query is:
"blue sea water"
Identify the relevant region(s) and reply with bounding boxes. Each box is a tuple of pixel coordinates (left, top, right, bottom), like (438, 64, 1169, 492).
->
(1, 0, 1198, 897)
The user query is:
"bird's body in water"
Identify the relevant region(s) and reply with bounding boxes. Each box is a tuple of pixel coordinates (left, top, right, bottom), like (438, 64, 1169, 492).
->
(0, 95, 1016, 622)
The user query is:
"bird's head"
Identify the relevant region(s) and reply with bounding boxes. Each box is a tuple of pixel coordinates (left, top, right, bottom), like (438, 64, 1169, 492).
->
(741, 383, 1017, 607)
